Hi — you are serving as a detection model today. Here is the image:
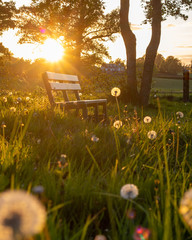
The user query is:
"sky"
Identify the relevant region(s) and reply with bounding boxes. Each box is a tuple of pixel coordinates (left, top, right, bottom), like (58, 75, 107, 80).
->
(1, 0, 192, 65)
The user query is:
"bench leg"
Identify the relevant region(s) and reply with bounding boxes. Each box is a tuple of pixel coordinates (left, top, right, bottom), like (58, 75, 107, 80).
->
(103, 103, 107, 121)
(82, 106, 88, 119)
(94, 104, 99, 122)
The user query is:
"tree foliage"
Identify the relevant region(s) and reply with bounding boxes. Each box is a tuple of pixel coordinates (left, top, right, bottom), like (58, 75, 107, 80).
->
(16, 0, 120, 69)
(0, 0, 16, 55)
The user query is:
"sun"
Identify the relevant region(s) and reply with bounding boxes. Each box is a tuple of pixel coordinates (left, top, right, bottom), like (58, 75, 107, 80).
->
(41, 38, 64, 62)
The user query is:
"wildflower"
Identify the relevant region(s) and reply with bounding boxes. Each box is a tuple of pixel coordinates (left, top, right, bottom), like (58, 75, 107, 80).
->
(10, 107, 16, 113)
(111, 87, 121, 97)
(17, 97, 22, 103)
(120, 184, 139, 200)
(8, 92, 12, 96)
(176, 111, 184, 118)
(143, 116, 152, 123)
(126, 209, 136, 219)
(23, 109, 29, 115)
(91, 135, 99, 142)
(32, 186, 44, 194)
(133, 226, 150, 240)
(179, 188, 192, 229)
(3, 97, 7, 103)
(147, 130, 157, 140)
(58, 154, 68, 169)
(0, 190, 46, 240)
(94, 235, 107, 240)
(79, 93, 82, 96)
(20, 123, 24, 127)
(26, 97, 30, 101)
(113, 120, 123, 129)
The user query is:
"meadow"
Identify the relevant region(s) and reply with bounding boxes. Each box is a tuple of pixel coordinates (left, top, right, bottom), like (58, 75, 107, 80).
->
(152, 77, 192, 92)
(0, 88, 192, 240)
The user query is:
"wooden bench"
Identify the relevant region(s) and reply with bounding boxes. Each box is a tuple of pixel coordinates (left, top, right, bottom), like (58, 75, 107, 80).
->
(42, 71, 107, 122)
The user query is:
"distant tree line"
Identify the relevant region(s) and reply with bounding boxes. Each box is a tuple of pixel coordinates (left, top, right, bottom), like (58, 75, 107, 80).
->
(136, 54, 183, 77)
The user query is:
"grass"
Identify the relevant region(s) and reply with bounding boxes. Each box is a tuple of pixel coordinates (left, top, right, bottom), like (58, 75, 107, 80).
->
(0, 89, 192, 240)
(152, 77, 192, 91)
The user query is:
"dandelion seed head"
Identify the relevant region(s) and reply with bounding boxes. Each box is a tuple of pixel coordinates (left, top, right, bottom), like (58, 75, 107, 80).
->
(113, 120, 123, 129)
(179, 188, 192, 229)
(91, 135, 99, 142)
(143, 116, 152, 123)
(120, 184, 139, 200)
(147, 130, 157, 140)
(94, 235, 107, 240)
(111, 87, 121, 97)
(0, 190, 46, 240)
(176, 111, 184, 118)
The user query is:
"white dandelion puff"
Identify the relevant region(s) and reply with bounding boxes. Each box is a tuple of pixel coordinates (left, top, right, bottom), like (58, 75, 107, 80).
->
(111, 87, 121, 97)
(179, 188, 192, 229)
(94, 235, 107, 240)
(0, 190, 46, 240)
(176, 111, 184, 118)
(113, 120, 123, 129)
(143, 116, 152, 123)
(120, 184, 139, 200)
(147, 130, 157, 140)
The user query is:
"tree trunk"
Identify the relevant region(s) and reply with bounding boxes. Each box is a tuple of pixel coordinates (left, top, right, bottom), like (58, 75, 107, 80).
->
(140, 0, 161, 106)
(120, 0, 139, 104)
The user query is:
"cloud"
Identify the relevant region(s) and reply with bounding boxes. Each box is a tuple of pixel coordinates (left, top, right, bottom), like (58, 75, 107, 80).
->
(176, 46, 192, 48)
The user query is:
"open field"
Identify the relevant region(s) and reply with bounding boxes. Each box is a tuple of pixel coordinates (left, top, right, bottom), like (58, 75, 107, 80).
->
(152, 77, 192, 92)
(0, 90, 192, 240)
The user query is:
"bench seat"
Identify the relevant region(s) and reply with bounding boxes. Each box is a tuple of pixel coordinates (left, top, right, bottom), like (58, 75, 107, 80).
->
(43, 71, 107, 122)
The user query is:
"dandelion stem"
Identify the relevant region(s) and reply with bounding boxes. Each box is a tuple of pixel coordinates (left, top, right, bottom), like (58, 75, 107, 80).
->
(115, 96, 121, 120)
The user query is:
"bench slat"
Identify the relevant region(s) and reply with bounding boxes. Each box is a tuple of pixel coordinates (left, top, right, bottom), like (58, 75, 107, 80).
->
(46, 72, 79, 82)
(50, 82, 81, 91)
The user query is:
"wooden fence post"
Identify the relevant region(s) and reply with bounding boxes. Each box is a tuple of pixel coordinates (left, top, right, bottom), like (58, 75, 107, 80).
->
(183, 69, 189, 102)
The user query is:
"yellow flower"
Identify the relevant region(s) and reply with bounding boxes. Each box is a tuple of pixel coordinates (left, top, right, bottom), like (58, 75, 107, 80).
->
(3, 97, 7, 103)
(111, 87, 121, 97)
(9, 107, 16, 113)
(120, 184, 139, 200)
(0, 190, 46, 240)
(113, 120, 123, 129)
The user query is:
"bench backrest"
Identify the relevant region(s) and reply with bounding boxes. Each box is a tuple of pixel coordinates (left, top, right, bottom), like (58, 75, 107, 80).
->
(42, 71, 81, 105)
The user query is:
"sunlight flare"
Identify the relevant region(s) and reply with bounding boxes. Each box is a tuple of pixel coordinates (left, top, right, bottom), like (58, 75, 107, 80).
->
(40, 38, 64, 62)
